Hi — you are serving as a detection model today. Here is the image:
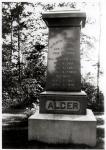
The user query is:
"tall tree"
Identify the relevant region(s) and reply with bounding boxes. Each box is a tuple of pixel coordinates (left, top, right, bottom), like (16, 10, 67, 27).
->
(10, 3, 27, 82)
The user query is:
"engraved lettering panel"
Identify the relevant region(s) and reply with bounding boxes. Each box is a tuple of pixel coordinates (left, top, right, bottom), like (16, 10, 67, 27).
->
(39, 93, 87, 114)
(46, 27, 81, 91)
(46, 100, 80, 112)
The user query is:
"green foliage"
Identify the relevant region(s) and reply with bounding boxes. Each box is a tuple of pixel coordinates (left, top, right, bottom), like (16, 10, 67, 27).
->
(2, 2, 47, 110)
(82, 78, 104, 112)
(2, 91, 12, 111)
(9, 78, 43, 108)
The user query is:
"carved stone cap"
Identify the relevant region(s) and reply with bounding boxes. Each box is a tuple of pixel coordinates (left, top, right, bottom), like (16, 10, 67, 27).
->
(42, 10, 86, 27)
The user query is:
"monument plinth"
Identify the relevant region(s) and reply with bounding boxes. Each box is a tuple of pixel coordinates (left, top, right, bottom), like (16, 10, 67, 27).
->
(40, 91, 87, 115)
(28, 10, 96, 146)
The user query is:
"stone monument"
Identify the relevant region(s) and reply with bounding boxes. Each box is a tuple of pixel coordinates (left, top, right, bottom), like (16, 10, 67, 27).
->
(28, 10, 96, 147)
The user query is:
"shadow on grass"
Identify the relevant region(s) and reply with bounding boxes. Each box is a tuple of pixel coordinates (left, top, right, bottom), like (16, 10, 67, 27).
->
(2, 128, 28, 149)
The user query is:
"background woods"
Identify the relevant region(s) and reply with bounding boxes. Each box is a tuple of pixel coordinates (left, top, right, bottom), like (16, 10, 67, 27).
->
(2, 2, 104, 112)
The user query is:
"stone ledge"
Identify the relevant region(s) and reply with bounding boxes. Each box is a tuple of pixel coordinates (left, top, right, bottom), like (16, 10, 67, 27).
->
(42, 10, 86, 27)
(42, 10, 86, 19)
(41, 91, 87, 96)
(29, 109, 96, 121)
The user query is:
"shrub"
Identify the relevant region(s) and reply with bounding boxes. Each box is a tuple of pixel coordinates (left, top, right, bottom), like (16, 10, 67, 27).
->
(81, 79, 104, 112)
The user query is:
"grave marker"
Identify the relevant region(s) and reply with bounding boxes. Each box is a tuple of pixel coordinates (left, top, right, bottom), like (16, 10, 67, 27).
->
(28, 10, 96, 146)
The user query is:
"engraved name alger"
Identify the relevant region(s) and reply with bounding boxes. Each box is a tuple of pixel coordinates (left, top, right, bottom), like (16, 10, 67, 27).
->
(46, 100, 80, 111)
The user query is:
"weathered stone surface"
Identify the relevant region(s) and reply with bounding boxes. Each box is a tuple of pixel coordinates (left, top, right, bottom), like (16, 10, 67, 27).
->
(43, 11, 86, 92)
(42, 10, 86, 27)
(40, 91, 87, 115)
(46, 27, 81, 91)
(28, 109, 96, 146)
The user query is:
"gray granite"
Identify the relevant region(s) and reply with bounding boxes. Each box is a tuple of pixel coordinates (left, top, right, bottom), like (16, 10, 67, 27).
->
(42, 10, 86, 18)
(28, 109, 96, 146)
(42, 10, 86, 27)
(46, 27, 81, 91)
(40, 91, 87, 115)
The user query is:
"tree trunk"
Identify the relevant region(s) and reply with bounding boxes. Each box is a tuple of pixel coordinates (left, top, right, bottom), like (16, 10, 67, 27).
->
(17, 13, 21, 83)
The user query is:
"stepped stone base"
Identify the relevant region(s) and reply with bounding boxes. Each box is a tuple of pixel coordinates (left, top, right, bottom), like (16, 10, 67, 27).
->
(28, 109, 96, 146)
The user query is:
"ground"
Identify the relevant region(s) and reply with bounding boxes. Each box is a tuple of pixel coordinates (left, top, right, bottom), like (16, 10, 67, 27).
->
(2, 108, 104, 149)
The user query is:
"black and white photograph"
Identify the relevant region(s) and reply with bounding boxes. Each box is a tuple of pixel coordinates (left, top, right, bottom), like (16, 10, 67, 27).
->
(1, 0, 105, 149)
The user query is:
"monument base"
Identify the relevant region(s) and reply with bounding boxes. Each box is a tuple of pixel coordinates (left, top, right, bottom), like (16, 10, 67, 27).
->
(40, 91, 87, 115)
(28, 109, 96, 146)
